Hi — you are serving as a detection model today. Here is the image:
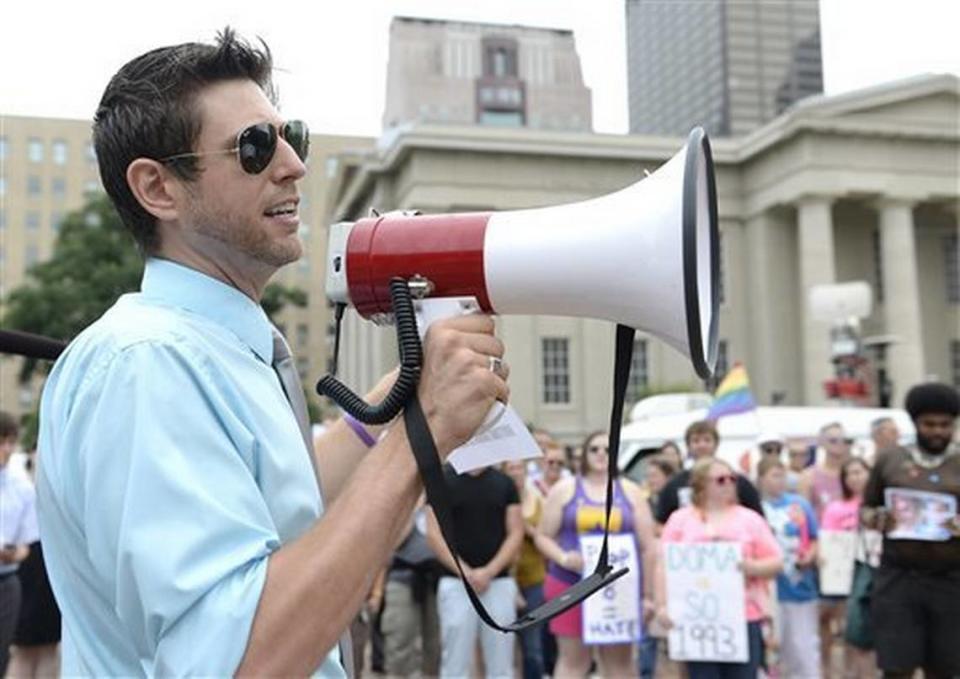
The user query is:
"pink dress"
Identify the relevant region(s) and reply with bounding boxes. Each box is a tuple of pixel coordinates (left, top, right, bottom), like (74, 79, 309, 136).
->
(661, 505, 781, 621)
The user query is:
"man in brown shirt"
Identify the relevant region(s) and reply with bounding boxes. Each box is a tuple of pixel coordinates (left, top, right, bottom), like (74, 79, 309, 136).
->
(862, 382, 960, 679)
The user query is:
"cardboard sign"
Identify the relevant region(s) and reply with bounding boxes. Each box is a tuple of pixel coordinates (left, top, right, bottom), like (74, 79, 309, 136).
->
(818, 530, 857, 595)
(579, 533, 641, 645)
(665, 542, 748, 663)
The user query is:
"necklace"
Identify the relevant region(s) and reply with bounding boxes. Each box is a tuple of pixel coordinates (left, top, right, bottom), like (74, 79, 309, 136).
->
(908, 444, 958, 470)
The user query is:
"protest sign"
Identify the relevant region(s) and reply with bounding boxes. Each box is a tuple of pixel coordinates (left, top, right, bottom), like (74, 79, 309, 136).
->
(579, 533, 641, 645)
(665, 541, 748, 663)
(818, 530, 856, 595)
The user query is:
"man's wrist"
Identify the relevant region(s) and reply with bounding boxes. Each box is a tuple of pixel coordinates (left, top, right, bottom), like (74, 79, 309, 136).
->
(343, 412, 377, 448)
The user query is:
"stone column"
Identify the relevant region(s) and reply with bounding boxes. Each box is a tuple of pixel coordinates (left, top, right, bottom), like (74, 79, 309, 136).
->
(877, 198, 925, 399)
(797, 196, 836, 404)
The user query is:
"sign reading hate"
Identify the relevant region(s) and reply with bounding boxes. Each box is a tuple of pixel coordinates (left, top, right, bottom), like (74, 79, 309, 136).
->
(579, 533, 641, 645)
(665, 542, 748, 663)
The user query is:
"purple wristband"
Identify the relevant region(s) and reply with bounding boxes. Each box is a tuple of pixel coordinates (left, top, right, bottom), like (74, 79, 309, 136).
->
(343, 412, 377, 448)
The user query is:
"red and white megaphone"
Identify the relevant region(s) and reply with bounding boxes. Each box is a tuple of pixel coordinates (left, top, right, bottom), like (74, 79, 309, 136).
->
(325, 127, 719, 378)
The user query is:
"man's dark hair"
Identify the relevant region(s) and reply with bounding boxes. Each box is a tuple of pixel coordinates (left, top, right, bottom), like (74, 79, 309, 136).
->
(684, 420, 719, 446)
(0, 410, 20, 441)
(93, 27, 275, 253)
(904, 382, 960, 420)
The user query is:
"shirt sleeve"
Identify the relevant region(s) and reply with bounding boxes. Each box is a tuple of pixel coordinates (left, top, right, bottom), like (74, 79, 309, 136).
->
(655, 475, 681, 524)
(736, 475, 765, 517)
(67, 341, 279, 675)
(16, 482, 40, 545)
(660, 509, 685, 543)
(862, 454, 888, 508)
(745, 510, 781, 561)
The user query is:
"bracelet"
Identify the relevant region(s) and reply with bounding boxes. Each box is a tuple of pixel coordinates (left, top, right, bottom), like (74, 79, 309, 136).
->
(343, 412, 377, 448)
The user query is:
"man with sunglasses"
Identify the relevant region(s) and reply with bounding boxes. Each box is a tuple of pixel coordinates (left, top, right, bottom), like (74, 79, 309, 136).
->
(35, 29, 509, 677)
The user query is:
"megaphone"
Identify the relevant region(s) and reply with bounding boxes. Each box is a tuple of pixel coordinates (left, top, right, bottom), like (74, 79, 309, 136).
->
(326, 127, 719, 378)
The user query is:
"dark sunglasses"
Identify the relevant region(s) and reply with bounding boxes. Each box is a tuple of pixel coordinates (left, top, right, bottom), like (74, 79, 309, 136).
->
(760, 444, 782, 453)
(545, 460, 565, 468)
(826, 437, 853, 445)
(160, 120, 309, 175)
(710, 474, 737, 486)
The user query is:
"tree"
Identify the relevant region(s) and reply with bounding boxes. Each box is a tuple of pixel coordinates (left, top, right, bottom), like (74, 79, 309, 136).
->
(3, 193, 309, 445)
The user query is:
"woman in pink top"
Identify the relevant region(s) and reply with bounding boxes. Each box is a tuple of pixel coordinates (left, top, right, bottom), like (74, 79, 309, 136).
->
(656, 458, 782, 679)
(820, 457, 877, 678)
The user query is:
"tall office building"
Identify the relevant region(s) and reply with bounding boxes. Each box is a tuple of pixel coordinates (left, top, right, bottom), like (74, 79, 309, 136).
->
(627, 0, 823, 137)
(383, 16, 593, 132)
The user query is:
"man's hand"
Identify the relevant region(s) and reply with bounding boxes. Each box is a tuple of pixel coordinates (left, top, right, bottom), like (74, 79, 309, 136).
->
(464, 564, 492, 595)
(417, 315, 509, 456)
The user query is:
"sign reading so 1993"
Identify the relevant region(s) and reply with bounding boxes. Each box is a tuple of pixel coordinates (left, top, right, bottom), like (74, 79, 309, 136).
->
(665, 542, 748, 663)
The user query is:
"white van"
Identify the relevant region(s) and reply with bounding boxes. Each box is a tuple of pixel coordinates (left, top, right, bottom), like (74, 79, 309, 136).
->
(618, 396, 915, 482)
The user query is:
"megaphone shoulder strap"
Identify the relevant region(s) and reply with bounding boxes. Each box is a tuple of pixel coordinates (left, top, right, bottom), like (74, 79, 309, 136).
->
(402, 323, 636, 632)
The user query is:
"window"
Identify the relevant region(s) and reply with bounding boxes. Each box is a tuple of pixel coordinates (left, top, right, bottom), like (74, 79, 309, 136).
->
(626, 338, 649, 403)
(945, 234, 959, 304)
(52, 177, 66, 198)
(0, 178, 5, 196)
(26, 212, 41, 231)
(27, 175, 42, 196)
(52, 139, 68, 165)
(0, 136, 7, 160)
(51, 212, 63, 232)
(479, 110, 523, 127)
(296, 323, 308, 348)
(25, 244, 39, 268)
(952, 340, 960, 388)
(541, 337, 571, 404)
(85, 143, 97, 164)
(0, 211, 5, 229)
(28, 138, 43, 163)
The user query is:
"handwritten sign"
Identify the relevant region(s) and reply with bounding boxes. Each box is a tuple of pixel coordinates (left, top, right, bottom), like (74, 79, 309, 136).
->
(665, 542, 748, 663)
(819, 530, 856, 596)
(579, 534, 641, 645)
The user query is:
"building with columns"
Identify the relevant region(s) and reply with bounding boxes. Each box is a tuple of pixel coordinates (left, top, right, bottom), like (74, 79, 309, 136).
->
(327, 74, 959, 443)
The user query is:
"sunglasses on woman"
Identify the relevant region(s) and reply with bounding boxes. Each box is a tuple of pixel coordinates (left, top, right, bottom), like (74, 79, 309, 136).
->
(159, 120, 310, 175)
(710, 474, 737, 486)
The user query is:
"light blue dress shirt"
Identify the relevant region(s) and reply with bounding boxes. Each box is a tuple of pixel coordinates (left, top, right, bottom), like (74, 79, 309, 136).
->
(37, 258, 344, 677)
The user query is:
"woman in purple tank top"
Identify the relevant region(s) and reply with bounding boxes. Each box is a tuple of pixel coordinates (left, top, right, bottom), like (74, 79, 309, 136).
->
(535, 431, 658, 678)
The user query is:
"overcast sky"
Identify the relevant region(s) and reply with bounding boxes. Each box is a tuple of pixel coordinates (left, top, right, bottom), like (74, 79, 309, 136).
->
(2, 0, 958, 136)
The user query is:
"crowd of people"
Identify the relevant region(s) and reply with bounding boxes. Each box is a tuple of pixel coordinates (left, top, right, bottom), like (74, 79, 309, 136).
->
(328, 381, 959, 679)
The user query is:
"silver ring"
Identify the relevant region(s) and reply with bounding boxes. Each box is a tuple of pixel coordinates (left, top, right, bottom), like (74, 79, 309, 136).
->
(488, 355, 505, 377)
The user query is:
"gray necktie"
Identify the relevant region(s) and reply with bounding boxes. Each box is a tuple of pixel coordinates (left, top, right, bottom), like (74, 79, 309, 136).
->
(271, 330, 355, 677)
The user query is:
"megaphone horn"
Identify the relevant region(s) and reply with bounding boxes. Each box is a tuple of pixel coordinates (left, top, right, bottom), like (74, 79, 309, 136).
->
(326, 127, 719, 379)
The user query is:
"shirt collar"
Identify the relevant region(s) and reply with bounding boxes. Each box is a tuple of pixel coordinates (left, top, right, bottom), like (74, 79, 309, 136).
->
(140, 257, 275, 364)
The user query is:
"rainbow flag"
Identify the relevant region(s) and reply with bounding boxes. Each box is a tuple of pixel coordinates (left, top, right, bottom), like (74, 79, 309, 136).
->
(706, 363, 756, 421)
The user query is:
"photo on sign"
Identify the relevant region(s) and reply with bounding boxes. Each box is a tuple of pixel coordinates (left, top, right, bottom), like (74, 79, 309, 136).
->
(884, 487, 957, 542)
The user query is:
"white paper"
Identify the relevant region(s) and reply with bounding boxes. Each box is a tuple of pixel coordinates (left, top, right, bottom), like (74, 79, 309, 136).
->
(579, 534, 642, 645)
(665, 542, 749, 663)
(415, 297, 542, 473)
(447, 404, 542, 473)
(818, 530, 857, 596)
(885, 487, 957, 542)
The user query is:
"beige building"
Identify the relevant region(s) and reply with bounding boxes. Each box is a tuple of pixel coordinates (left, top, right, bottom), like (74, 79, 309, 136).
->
(383, 16, 592, 132)
(328, 74, 960, 443)
(0, 114, 372, 418)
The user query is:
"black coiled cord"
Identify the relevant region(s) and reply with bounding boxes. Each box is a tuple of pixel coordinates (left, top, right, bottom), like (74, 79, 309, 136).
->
(316, 277, 423, 424)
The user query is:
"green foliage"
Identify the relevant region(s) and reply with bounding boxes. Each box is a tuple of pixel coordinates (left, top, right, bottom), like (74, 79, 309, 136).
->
(2, 195, 144, 383)
(261, 282, 307, 319)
